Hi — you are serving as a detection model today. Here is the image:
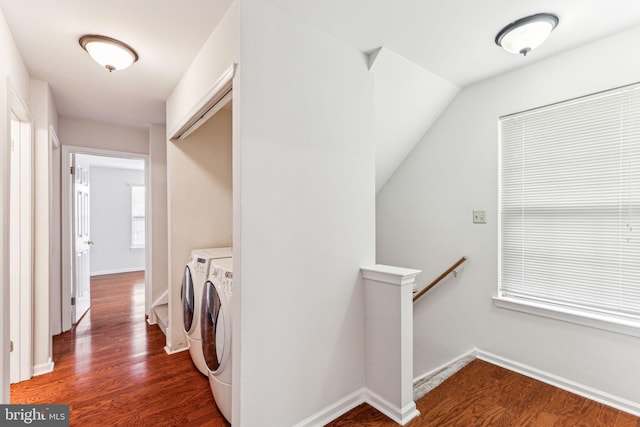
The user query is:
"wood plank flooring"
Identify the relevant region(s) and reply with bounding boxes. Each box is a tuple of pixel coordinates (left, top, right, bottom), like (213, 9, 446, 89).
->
(328, 359, 640, 427)
(10, 271, 640, 426)
(10, 272, 229, 426)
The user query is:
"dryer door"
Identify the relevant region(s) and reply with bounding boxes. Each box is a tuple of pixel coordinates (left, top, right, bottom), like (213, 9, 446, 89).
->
(201, 280, 229, 373)
(182, 266, 195, 333)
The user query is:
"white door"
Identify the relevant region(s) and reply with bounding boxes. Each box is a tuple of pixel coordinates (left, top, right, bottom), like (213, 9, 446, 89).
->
(71, 155, 91, 323)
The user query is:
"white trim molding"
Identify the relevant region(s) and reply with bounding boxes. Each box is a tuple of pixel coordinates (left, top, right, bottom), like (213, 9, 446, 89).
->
(493, 296, 640, 338)
(475, 349, 640, 417)
(291, 387, 420, 427)
(292, 388, 365, 427)
(163, 334, 188, 355)
(61, 145, 151, 332)
(169, 64, 235, 141)
(33, 358, 55, 377)
(49, 125, 60, 149)
(364, 389, 420, 426)
(361, 264, 421, 286)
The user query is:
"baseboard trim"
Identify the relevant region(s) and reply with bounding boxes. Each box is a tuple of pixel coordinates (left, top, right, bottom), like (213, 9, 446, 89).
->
(292, 388, 365, 427)
(292, 387, 420, 427)
(364, 389, 420, 426)
(164, 344, 188, 355)
(90, 267, 144, 277)
(475, 349, 640, 417)
(33, 358, 55, 376)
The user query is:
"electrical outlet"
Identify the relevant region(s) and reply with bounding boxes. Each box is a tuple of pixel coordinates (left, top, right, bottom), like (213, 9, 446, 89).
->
(473, 209, 487, 224)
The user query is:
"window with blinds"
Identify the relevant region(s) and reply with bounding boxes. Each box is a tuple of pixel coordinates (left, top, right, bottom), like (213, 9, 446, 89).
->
(498, 83, 640, 331)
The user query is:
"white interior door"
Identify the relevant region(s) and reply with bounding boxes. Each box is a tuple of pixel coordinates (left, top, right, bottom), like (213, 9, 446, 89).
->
(71, 155, 91, 323)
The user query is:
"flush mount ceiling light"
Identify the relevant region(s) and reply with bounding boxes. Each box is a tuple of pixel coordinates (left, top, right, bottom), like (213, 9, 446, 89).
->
(495, 13, 559, 56)
(79, 35, 139, 72)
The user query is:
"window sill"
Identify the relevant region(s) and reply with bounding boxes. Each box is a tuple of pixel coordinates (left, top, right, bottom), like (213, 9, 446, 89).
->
(493, 296, 640, 338)
(130, 246, 145, 250)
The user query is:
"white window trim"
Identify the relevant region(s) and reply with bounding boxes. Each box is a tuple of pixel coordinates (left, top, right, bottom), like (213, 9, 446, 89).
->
(493, 296, 640, 338)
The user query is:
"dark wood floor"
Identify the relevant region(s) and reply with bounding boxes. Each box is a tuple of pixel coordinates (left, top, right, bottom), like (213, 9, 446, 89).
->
(11, 272, 229, 426)
(11, 272, 640, 426)
(329, 359, 640, 427)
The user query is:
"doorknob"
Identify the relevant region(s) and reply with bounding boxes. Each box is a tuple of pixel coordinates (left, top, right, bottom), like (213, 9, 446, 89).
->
(86, 240, 94, 245)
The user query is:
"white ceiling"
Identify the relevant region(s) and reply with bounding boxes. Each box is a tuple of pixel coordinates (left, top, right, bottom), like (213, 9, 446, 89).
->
(0, 0, 233, 127)
(272, 0, 640, 87)
(2, 0, 640, 140)
(268, 0, 640, 191)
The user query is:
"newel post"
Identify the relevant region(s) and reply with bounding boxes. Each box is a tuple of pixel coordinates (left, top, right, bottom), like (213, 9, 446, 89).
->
(360, 264, 421, 425)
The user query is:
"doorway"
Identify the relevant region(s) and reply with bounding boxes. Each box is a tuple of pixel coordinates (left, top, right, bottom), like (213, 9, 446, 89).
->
(60, 147, 150, 332)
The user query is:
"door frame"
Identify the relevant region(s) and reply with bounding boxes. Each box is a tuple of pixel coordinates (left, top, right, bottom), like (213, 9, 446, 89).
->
(2, 79, 34, 393)
(61, 145, 151, 331)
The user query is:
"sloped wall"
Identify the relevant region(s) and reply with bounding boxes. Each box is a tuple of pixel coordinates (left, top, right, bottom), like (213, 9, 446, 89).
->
(370, 47, 459, 192)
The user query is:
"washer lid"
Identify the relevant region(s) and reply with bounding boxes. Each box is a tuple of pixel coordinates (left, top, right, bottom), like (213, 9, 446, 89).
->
(194, 247, 232, 260)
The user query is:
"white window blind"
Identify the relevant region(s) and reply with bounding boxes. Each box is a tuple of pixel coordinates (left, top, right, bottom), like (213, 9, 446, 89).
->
(499, 83, 640, 323)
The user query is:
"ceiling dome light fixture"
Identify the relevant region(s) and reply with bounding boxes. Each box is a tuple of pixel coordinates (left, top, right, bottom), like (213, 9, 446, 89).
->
(79, 34, 139, 72)
(495, 13, 559, 56)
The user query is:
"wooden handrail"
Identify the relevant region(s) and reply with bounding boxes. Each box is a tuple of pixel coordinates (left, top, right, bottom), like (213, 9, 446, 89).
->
(413, 256, 467, 303)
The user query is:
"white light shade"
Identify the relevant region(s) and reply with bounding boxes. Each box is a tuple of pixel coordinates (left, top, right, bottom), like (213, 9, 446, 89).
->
(495, 13, 558, 56)
(79, 35, 138, 72)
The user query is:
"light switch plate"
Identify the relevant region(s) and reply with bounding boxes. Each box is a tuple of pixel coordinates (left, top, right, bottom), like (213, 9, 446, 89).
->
(473, 209, 487, 224)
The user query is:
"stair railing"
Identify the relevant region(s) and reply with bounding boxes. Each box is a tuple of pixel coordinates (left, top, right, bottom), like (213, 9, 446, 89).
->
(413, 256, 467, 303)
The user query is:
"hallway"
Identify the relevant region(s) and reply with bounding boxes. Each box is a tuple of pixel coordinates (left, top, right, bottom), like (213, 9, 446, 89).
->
(10, 272, 229, 426)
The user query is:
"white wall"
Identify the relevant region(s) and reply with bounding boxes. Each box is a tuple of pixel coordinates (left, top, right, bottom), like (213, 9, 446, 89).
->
(377, 25, 640, 408)
(167, 1, 376, 424)
(238, 1, 375, 425)
(58, 117, 149, 155)
(30, 80, 58, 375)
(88, 166, 145, 275)
(0, 7, 31, 403)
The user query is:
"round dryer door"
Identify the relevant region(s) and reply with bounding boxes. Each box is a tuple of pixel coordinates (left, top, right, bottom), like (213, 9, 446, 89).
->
(201, 280, 230, 373)
(182, 266, 195, 333)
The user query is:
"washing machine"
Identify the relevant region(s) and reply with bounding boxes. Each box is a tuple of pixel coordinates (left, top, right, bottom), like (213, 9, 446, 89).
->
(182, 247, 232, 375)
(200, 257, 234, 423)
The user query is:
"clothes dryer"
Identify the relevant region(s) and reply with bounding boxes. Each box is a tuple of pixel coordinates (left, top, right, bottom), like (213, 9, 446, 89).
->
(201, 257, 234, 423)
(182, 247, 232, 375)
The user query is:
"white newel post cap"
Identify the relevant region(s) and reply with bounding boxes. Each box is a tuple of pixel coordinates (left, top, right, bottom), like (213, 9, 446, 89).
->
(361, 265, 421, 287)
